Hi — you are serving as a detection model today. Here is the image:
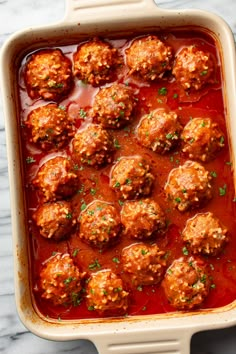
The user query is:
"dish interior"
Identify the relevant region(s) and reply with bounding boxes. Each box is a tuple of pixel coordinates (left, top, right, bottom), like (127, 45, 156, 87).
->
(17, 27, 236, 321)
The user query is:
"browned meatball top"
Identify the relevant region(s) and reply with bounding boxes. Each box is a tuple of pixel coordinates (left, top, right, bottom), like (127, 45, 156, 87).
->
(110, 156, 154, 200)
(26, 104, 74, 151)
(182, 212, 228, 256)
(126, 35, 173, 81)
(86, 270, 129, 314)
(137, 109, 182, 154)
(33, 201, 76, 240)
(39, 253, 85, 306)
(92, 83, 136, 129)
(165, 160, 212, 212)
(181, 117, 225, 162)
(25, 49, 73, 101)
(162, 257, 210, 310)
(121, 243, 167, 286)
(121, 198, 166, 239)
(73, 38, 120, 86)
(79, 200, 121, 248)
(72, 124, 114, 167)
(33, 156, 78, 202)
(172, 46, 215, 90)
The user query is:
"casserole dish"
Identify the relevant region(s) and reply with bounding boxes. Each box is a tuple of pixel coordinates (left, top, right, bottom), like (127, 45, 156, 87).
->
(1, 0, 236, 353)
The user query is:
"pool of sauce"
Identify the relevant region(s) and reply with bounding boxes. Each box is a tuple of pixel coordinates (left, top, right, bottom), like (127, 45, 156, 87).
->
(18, 29, 236, 320)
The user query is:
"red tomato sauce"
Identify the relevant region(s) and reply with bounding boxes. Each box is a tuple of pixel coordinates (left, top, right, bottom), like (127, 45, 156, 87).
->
(18, 29, 236, 320)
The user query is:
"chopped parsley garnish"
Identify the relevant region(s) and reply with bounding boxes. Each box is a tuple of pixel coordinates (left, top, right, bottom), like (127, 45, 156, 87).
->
(141, 249, 148, 255)
(72, 249, 79, 257)
(210, 171, 217, 178)
(80, 202, 87, 211)
(88, 305, 95, 311)
(158, 87, 168, 96)
(166, 133, 173, 140)
(200, 70, 208, 76)
(64, 277, 75, 285)
(211, 284, 216, 289)
(137, 285, 143, 292)
(220, 136, 224, 145)
(114, 139, 121, 149)
(65, 212, 73, 219)
(125, 178, 132, 185)
(200, 274, 207, 283)
(90, 188, 97, 196)
(114, 287, 122, 293)
(118, 200, 124, 206)
(112, 257, 120, 264)
(173, 93, 178, 99)
(26, 156, 36, 164)
(79, 109, 87, 119)
(114, 182, 120, 188)
(219, 184, 227, 196)
(175, 197, 181, 203)
(182, 247, 189, 256)
(88, 259, 101, 270)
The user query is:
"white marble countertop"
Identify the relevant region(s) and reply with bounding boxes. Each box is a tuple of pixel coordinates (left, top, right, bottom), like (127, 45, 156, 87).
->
(0, 1, 236, 353)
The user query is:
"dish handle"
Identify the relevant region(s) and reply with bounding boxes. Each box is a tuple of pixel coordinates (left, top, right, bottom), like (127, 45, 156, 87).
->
(93, 329, 192, 354)
(64, 0, 162, 23)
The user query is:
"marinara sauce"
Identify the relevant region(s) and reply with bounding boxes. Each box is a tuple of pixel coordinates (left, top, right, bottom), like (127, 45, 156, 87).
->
(18, 29, 236, 320)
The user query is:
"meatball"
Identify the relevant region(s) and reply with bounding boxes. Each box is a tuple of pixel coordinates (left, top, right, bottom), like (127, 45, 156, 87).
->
(86, 270, 129, 314)
(33, 201, 76, 240)
(110, 156, 154, 200)
(25, 49, 73, 101)
(137, 109, 182, 154)
(33, 156, 78, 202)
(73, 38, 120, 86)
(121, 198, 166, 239)
(172, 46, 215, 90)
(25, 104, 74, 150)
(39, 253, 85, 306)
(125, 35, 173, 81)
(79, 200, 121, 248)
(92, 83, 136, 129)
(181, 117, 225, 162)
(182, 212, 228, 256)
(162, 257, 210, 310)
(121, 243, 166, 286)
(72, 124, 114, 167)
(164, 160, 212, 212)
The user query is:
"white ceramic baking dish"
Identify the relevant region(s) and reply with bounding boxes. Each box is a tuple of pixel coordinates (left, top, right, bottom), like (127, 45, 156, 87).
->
(1, 1, 236, 353)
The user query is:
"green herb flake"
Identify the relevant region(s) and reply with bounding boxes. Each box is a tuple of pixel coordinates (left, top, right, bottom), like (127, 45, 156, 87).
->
(137, 285, 143, 292)
(118, 200, 124, 206)
(88, 305, 95, 311)
(26, 156, 36, 164)
(112, 257, 120, 264)
(66, 212, 73, 219)
(114, 287, 122, 293)
(166, 133, 173, 140)
(158, 87, 168, 96)
(210, 171, 217, 178)
(200, 70, 208, 76)
(141, 249, 148, 255)
(220, 136, 225, 145)
(114, 139, 121, 149)
(88, 259, 101, 270)
(200, 274, 207, 283)
(211, 284, 216, 289)
(219, 184, 227, 196)
(81, 202, 87, 211)
(226, 161, 232, 166)
(175, 197, 181, 203)
(114, 181, 120, 188)
(72, 249, 79, 257)
(79, 109, 87, 119)
(125, 178, 132, 185)
(64, 277, 74, 285)
(90, 188, 97, 196)
(173, 93, 178, 99)
(182, 247, 189, 256)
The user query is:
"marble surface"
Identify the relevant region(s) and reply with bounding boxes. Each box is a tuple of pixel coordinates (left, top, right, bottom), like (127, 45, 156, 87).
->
(0, 1, 236, 353)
